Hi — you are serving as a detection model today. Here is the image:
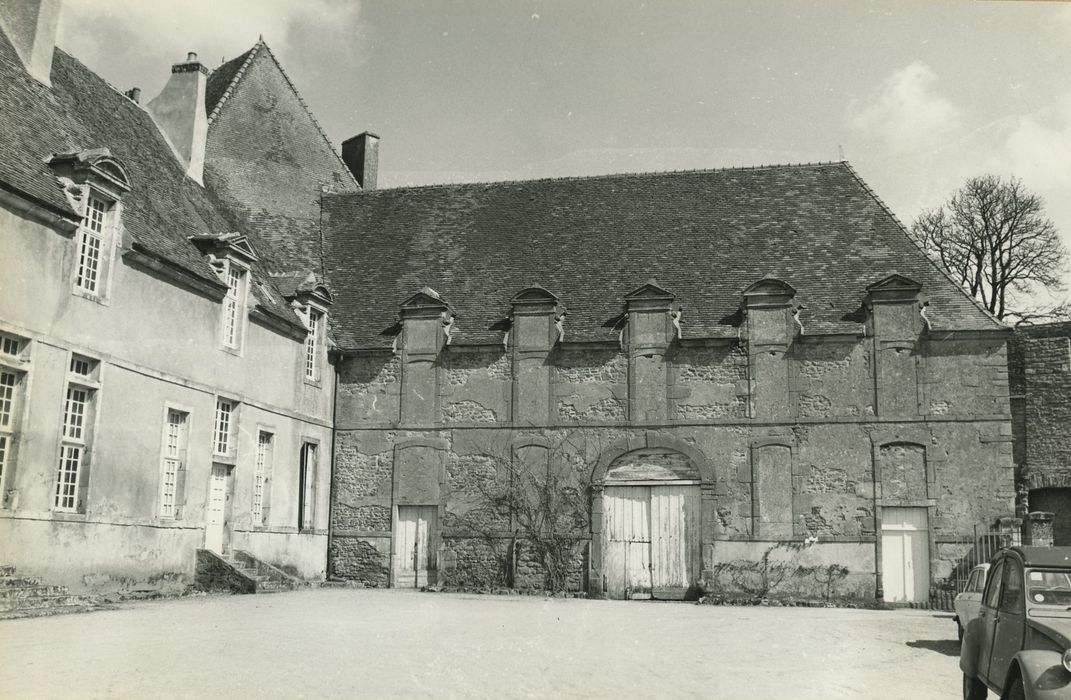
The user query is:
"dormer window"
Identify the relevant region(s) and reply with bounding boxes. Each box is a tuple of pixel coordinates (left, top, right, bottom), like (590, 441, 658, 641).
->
(221, 262, 248, 350)
(304, 307, 324, 383)
(48, 149, 130, 304)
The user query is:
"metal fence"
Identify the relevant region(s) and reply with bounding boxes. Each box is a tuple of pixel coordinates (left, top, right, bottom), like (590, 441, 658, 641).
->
(931, 524, 1022, 611)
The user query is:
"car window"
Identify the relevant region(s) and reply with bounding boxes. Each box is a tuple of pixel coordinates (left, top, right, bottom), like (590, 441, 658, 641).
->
(984, 560, 1004, 608)
(970, 571, 983, 593)
(964, 571, 977, 593)
(1026, 569, 1071, 606)
(999, 559, 1024, 614)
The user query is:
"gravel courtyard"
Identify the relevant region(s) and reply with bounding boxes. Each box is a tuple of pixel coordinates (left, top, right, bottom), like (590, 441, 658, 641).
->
(1, 589, 963, 700)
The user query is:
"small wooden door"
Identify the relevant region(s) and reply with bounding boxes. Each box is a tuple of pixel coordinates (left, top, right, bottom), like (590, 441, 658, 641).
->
(393, 505, 437, 588)
(604, 484, 701, 599)
(205, 464, 230, 554)
(881, 507, 930, 603)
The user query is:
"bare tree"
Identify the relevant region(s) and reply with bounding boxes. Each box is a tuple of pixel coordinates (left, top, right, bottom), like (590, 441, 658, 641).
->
(909, 175, 1068, 321)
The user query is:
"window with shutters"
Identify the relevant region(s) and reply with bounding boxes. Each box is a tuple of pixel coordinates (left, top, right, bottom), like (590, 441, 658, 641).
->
(158, 408, 190, 519)
(54, 354, 100, 513)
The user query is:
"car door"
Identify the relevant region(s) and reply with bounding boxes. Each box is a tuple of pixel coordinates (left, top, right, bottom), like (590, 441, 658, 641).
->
(987, 557, 1026, 687)
(963, 568, 987, 622)
(976, 558, 1004, 686)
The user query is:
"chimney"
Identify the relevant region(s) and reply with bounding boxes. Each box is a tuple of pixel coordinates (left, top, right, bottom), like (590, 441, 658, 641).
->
(342, 132, 380, 190)
(0, 0, 63, 85)
(147, 52, 209, 184)
(125, 87, 141, 104)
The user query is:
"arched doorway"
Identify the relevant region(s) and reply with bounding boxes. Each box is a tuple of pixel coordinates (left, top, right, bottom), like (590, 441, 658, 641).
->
(601, 448, 701, 600)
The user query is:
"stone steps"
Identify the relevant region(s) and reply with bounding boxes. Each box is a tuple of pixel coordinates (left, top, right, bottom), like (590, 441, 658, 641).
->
(196, 549, 309, 594)
(0, 564, 108, 620)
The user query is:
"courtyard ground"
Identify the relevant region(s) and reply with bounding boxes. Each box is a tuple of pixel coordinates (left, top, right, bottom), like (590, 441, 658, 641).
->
(1, 589, 964, 699)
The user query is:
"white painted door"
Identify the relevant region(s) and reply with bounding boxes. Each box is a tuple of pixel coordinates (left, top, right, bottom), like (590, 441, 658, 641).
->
(881, 507, 930, 603)
(204, 464, 228, 554)
(604, 485, 701, 599)
(394, 505, 437, 588)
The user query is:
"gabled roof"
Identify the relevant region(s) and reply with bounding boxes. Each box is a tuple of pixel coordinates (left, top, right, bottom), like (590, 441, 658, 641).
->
(0, 30, 302, 331)
(322, 163, 1003, 349)
(203, 40, 359, 275)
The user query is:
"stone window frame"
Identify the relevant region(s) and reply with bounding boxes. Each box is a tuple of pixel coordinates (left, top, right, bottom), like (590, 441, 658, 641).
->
(251, 426, 276, 528)
(53, 351, 103, 515)
(155, 402, 193, 521)
(298, 437, 320, 532)
(212, 396, 240, 463)
(0, 329, 31, 508)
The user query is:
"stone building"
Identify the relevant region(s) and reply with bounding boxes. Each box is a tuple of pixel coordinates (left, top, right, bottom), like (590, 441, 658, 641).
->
(321, 167, 1016, 602)
(1010, 321, 1071, 546)
(1, 0, 1024, 604)
(0, 0, 353, 592)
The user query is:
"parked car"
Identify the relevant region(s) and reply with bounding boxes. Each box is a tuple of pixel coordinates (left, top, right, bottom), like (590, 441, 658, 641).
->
(955, 564, 990, 641)
(960, 546, 1071, 700)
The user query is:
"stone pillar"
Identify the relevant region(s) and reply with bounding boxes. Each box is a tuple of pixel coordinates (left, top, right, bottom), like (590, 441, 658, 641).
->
(589, 484, 605, 598)
(742, 279, 796, 421)
(866, 275, 923, 418)
(1026, 511, 1054, 547)
(510, 287, 559, 426)
(624, 280, 675, 424)
(398, 287, 448, 425)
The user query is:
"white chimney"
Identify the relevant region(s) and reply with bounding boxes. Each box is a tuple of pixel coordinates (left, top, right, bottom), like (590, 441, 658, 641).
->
(147, 52, 208, 185)
(0, 0, 63, 85)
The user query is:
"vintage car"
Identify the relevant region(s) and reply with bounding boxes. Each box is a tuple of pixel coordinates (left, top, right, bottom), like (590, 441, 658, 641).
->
(955, 563, 991, 641)
(960, 546, 1071, 700)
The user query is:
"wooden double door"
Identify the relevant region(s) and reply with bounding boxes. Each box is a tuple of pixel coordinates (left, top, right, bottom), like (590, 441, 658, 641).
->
(603, 484, 701, 600)
(393, 505, 438, 588)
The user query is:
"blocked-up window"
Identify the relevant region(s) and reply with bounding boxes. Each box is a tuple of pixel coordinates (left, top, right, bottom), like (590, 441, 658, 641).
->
(298, 441, 317, 530)
(159, 409, 189, 518)
(252, 431, 273, 524)
(74, 195, 112, 296)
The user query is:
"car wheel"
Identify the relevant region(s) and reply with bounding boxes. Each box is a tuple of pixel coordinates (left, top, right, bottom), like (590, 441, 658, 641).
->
(963, 673, 987, 700)
(1005, 676, 1026, 700)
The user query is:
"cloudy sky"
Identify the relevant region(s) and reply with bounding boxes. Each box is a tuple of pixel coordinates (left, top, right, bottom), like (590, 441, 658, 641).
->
(58, 0, 1071, 304)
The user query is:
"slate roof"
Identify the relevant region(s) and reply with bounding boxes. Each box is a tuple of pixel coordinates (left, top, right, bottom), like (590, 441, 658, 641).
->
(203, 40, 358, 275)
(322, 163, 1003, 350)
(0, 30, 301, 329)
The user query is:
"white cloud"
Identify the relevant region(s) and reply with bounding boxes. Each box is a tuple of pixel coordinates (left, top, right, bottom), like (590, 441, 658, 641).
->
(848, 61, 962, 157)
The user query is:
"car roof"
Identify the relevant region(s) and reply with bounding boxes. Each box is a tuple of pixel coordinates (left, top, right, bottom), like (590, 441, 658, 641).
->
(1002, 547, 1071, 568)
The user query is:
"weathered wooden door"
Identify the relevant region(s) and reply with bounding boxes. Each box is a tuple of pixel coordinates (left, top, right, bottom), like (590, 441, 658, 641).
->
(604, 485, 701, 599)
(393, 505, 437, 588)
(881, 507, 930, 603)
(204, 464, 230, 554)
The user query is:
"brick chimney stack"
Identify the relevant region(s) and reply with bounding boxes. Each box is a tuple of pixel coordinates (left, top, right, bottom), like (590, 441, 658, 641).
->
(342, 132, 379, 190)
(0, 0, 63, 85)
(147, 52, 209, 184)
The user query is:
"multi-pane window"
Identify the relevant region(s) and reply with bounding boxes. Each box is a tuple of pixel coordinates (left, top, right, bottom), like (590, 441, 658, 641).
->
(0, 370, 19, 493)
(221, 264, 246, 349)
(75, 195, 110, 295)
(304, 309, 322, 382)
(0, 335, 20, 357)
(159, 409, 189, 518)
(298, 442, 317, 530)
(252, 431, 273, 525)
(213, 398, 234, 456)
(55, 375, 95, 512)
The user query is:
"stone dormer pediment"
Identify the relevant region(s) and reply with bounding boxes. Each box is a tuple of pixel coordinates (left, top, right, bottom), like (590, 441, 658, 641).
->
(742, 277, 796, 308)
(188, 231, 259, 265)
(400, 286, 450, 315)
(510, 286, 559, 305)
(866, 273, 922, 304)
(625, 278, 675, 302)
(48, 148, 132, 199)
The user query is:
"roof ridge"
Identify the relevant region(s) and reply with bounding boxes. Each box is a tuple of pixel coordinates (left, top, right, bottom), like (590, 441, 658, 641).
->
(212, 39, 359, 188)
(325, 160, 851, 196)
(206, 42, 260, 125)
(839, 160, 1005, 328)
